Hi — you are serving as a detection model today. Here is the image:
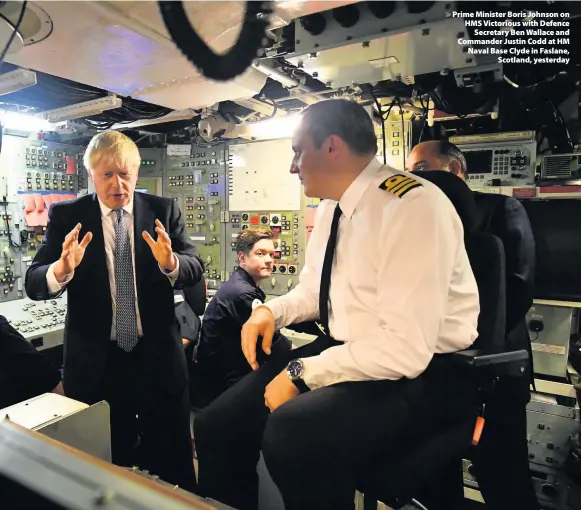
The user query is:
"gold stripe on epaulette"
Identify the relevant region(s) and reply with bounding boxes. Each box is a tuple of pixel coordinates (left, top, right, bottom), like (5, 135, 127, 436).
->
(379, 174, 423, 198)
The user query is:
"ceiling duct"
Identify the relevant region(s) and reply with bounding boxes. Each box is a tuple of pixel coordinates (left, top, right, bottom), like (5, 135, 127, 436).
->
(286, 1, 495, 90)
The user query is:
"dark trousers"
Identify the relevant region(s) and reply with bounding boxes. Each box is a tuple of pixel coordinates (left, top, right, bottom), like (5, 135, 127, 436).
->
(194, 336, 476, 510)
(471, 377, 539, 510)
(103, 342, 196, 493)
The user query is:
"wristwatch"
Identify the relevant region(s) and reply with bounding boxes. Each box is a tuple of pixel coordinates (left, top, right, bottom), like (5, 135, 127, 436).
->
(286, 359, 310, 393)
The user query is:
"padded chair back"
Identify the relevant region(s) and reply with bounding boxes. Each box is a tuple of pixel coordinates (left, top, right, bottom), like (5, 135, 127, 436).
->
(414, 170, 507, 353)
(466, 233, 506, 352)
(413, 170, 477, 233)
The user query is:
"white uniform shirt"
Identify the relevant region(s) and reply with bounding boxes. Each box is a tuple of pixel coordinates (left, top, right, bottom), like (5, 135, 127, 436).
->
(266, 158, 480, 389)
(46, 197, 179, 340)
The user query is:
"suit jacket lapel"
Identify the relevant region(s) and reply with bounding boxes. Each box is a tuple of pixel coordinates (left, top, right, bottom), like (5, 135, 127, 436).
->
(82, 194, 112, 333)
(84, 193, 108, 287)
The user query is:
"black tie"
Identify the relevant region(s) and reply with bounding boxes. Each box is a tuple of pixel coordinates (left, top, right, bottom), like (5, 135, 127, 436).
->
(319, 204, 342, 337)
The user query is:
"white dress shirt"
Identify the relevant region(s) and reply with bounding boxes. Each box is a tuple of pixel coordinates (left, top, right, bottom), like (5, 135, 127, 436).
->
(46, 197, 180, 340)
(266, 158, 480, 389)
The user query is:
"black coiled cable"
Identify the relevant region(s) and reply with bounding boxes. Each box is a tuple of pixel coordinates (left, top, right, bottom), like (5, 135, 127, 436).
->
(158, 1, 273, 82)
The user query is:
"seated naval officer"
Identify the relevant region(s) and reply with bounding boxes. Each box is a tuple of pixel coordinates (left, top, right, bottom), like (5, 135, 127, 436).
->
(0, 315, 64, 410)
(193, 226, 291, 407)
(194, 99, 480, 510)
(407, 140, 539, 510)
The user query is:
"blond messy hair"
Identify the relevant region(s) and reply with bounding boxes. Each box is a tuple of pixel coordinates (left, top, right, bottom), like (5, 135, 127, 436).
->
(83, 130, 141, 172)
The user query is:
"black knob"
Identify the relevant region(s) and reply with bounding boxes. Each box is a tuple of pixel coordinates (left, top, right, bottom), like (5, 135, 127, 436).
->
(541, 484, 558, 498)
(406, 1, 435, 14)
(368, 1, 396, 19)
(300, 13, 326, 36)
(332, 5, 359, 28)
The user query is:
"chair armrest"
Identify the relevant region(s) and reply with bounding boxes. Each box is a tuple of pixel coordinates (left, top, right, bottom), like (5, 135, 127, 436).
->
(284, 321, 323, 336)
(444, 349, 529, 379)
(450, 349, 529, 367)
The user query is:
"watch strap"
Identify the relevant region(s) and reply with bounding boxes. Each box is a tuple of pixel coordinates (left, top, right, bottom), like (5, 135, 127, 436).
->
(291, 378, 311, 394)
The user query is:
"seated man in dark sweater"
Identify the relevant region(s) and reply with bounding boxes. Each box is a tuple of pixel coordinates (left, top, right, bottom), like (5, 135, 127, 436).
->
(193, 226, 291, 407)
(0, 315, 63, 409)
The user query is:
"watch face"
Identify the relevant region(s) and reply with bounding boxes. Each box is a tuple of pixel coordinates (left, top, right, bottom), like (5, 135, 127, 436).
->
(287, 360, 303, 379)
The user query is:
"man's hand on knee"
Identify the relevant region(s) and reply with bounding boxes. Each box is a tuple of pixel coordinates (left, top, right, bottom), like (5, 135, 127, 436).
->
(241, 305, 275, 370)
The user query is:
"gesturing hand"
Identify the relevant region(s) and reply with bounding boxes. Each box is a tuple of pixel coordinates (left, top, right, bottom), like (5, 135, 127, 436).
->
(142, 219, 177, 271)
(54, 223, 92, 282)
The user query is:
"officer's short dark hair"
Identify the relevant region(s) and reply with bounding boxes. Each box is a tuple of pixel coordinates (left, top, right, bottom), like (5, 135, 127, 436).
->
(302, 99, 378, 156)
(438, 141, 468, 176)
(235, 226, 276, 254)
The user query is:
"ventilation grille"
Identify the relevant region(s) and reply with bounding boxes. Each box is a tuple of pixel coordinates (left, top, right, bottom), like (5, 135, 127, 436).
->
(542, 154, 581, 180)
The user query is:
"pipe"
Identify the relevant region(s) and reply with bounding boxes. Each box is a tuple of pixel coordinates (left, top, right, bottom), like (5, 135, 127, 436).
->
(252, 62, 299, 89)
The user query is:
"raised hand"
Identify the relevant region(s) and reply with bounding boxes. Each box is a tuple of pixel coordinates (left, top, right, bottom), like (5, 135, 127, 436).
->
(54, 223, 93, 282)
(142, 219, 177, 271)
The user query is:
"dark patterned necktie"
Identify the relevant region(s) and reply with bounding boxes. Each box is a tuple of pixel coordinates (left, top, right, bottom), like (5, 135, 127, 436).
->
(114, 209, 139, 352)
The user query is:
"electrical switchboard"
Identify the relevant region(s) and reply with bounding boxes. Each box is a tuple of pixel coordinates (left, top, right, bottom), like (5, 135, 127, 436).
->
(164, 145, 228, 289)
(0, 135, 89, 305)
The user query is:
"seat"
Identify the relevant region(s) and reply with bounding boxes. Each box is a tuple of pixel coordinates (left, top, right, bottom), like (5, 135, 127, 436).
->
(357, 171, 530, 509)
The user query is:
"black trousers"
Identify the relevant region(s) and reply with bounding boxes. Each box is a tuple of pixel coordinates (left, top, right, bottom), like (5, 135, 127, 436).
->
(103, 342, 196, 493)
(194, 336, 476, 510)
(471, 377, 539, 510)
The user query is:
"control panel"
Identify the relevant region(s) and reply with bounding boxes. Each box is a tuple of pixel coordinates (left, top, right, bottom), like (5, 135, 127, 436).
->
(0, 295, 67, 350)
(164, 145, 227, 288)
(526, 304, 576, 379)
(136, 148, 163, 196)
(225, 209, 305, 296)
(464, 398, 581, 510)
(382, 120, 412, 172)
(450, 131, 537, 188)
(22, 141, 82, 193)
(0, 135, 89, 304)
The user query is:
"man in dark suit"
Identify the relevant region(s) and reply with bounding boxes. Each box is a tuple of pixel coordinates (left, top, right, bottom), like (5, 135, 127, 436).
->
(25, 130, 204, 492)
(408, 140, 539, 510)
(175, 276, 207, 406)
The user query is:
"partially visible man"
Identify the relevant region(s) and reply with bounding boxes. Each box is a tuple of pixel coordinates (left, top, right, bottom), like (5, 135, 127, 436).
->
(193, 226, 291, 406)
(407, 140, 539, 510)
(0, 315, 63, 410)
(175, 276, 207, 406)
(175, 275, 206, 349)
(25, 130, 204, 492)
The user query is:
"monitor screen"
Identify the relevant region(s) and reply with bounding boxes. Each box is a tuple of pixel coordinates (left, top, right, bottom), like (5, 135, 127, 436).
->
(522, 199, 581, 302)
(464, 149, 493, 174)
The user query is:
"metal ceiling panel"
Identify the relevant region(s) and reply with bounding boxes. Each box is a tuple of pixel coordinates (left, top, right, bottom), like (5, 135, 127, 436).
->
(4, 1, 358, 110)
